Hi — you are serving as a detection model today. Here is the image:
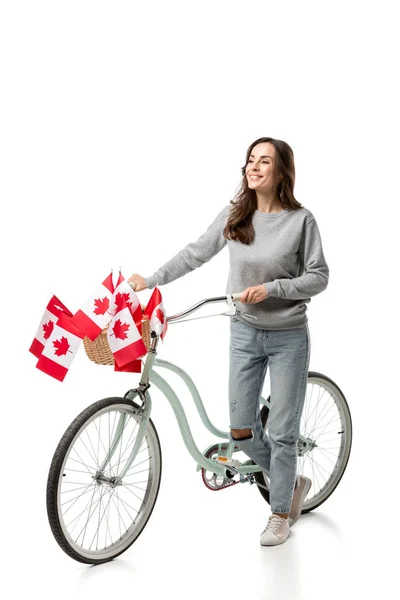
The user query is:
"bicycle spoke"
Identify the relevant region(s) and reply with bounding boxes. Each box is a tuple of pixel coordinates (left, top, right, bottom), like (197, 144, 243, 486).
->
(61, 484, 94, 495)
(123, 466, 151, 477)
(313, 446, 338, 468)
(315, 446, 340, 459)
(309, 455, 325, 492)
(315, 435, 343, 444)
(93, 415, 110, 465)
(76, 486, 110, 547)
(119, 455, 151, 474)
(309, 393, 333, 436)
(104, 411, 134, 477)
(122, 482, 148, 492)
(104, 489, 114, 550)
(95, 489, 106, 551)
(63, 467, 96, 475)
(61, 483, 97, 510)
(115, 414, 131, 475)
(114, 489, 142, 517)
(66, 485, 100, 533)
(307, 414, 341, 436)
(76, 431, 100, 471)
(302, 383, 321, 434)
(70, 445, 97, 477)
(309, 453, 333, 479)
(109, 420, 140, 469)
(110, 489, 129, 536)
(119, 482, 147, 502)
(106, 411, 118, 477)
(66, 455, 97, 472)
(311, 404, 340, 435)
(88, 488, 115, 551)
(305, 388, 329, 434)
(108, 438, 148, 474)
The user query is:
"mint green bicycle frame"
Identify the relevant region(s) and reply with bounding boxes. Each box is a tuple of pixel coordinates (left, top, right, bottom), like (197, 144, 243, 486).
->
(103, 294, 305, 481)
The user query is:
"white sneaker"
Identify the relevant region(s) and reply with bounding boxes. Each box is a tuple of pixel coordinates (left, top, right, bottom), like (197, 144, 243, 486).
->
(288, 475, 312, 527)
(260, 514, 290, 546)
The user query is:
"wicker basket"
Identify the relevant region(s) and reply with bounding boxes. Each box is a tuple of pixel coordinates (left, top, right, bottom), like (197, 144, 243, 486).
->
(83, 305, 151, 366)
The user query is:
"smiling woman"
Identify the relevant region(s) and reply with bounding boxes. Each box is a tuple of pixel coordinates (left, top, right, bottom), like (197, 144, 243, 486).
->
(128, 136, 330, 546)
(224, 136, 304, 244)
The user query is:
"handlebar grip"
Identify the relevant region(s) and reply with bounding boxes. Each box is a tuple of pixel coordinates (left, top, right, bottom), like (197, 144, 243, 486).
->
(231, 292, 243, 302)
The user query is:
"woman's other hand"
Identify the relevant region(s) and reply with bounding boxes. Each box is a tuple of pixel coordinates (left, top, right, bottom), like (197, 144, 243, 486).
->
(240, 284, 268, 304)
(128, 274, 148, 292)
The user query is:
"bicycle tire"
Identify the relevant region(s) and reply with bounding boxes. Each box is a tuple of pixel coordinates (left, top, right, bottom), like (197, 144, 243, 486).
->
(46, 397, 162, 564)
(253, 371, 352, 514)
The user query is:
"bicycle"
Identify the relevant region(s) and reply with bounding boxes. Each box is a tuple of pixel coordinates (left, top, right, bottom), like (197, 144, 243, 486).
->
(46, 291, 352, 564)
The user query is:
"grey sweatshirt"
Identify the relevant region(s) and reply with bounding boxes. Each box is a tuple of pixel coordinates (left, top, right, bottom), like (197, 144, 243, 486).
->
(144, 204, 329, 329)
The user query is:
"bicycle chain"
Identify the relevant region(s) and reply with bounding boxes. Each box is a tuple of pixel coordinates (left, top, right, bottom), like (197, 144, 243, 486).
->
(201, 471, 240, 491)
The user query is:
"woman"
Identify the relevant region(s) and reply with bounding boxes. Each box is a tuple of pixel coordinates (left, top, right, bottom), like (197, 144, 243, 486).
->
(129, 137, 329, 546)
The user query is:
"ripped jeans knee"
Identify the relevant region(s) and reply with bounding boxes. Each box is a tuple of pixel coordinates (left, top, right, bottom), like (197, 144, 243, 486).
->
(230, 426, 254, 442)
(229, 423, 271, 476)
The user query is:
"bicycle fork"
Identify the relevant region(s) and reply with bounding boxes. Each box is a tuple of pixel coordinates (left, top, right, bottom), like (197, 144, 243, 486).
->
(98, 334, 159, 478)
(97, 387, 152, 480)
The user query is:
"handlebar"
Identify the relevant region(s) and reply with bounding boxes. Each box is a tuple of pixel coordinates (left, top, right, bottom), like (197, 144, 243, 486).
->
(128, 282, 253, 323)
(164, 293, 243, 323)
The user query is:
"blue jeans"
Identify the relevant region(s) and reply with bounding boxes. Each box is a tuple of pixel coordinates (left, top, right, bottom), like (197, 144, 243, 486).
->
(228, 317, 311, 514)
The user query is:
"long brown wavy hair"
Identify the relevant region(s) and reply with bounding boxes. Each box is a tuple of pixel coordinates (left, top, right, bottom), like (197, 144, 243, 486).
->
(223, 137, 304, 245)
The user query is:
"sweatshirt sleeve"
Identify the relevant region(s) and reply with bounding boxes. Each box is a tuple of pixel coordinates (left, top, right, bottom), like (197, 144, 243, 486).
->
(263, 218, 329, 300)
(144, 205, 229, 289)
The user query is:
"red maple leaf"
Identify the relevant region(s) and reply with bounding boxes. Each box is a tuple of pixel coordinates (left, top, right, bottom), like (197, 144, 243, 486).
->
(43, 320, 54, 339)
(155, 307, 165, 324)
(114, 292, 132, 314)
(112, 319, 130, 340)
(53, 336, 72, 356)
(93, 296, 110, 315)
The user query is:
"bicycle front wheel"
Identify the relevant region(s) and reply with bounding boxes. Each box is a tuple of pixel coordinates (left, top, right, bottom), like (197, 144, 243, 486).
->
(46, 397, 162, 564)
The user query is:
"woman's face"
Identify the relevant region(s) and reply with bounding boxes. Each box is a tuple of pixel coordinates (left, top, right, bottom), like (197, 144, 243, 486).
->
(245, 142, 282, 192)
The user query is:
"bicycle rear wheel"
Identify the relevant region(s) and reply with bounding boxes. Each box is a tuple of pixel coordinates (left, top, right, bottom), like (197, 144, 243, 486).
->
(46, 397, 162, 564)
(254, 372, 352, 513)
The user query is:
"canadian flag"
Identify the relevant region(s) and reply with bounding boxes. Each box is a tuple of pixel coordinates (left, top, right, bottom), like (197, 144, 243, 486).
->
(36, 312, 85, 382)
(71, 272, 116, 340)
(29, 295, 73, 358)
(107, 294, 148, 368)
(113, 358, 143, 373)
(143, 287, 168, 341)
(110, 275, 142, 323)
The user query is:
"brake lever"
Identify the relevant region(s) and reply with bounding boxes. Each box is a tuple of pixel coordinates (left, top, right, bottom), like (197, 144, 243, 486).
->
(220, 294, 236, 316)
(236, 310, 258, 320)
(221, 295, 258, 320)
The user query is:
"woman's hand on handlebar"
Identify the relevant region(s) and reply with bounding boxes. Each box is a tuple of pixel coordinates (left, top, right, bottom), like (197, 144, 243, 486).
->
(240, 284, 269, 303)
(128, 274, 148, 292)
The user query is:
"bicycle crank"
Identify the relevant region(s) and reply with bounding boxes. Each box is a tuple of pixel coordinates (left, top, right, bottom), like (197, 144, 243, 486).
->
(201, 444, 240, 491)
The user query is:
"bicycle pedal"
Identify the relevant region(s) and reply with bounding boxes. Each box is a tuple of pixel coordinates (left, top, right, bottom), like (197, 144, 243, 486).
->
(215, 456, 242, 468)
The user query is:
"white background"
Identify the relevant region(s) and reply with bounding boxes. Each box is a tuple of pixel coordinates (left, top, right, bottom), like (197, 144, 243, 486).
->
(1, 1, 398, 598)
